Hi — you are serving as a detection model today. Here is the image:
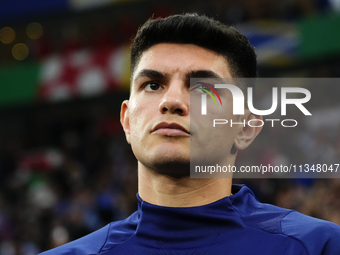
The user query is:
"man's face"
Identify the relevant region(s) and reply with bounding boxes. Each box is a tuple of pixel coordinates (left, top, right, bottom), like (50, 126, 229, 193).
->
(121, 43, 248, 176)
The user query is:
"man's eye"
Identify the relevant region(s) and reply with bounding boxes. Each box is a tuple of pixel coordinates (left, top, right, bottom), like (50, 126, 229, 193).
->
(144, 82, 162, 92)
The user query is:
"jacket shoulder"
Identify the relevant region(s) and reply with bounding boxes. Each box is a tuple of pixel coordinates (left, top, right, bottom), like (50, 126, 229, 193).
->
(281, 211, 340, 255)
(39, 224, 111, 255)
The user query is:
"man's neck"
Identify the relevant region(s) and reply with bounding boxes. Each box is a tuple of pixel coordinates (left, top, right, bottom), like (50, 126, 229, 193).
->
(138, 164, 232, 207)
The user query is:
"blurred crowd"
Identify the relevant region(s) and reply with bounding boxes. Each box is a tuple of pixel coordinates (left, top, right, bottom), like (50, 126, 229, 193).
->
(1, 0, 340, 254)
(0, 0, 338, 66)
(0, 98, 138, 253)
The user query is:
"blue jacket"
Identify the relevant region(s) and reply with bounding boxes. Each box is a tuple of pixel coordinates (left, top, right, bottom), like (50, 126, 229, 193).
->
(40, 185, 340, 254)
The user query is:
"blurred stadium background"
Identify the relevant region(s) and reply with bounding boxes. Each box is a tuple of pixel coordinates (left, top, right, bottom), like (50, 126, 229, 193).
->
(1, 0, 340, 254)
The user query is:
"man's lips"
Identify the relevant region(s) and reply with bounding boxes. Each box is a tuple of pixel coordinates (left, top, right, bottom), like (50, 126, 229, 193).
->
(151, 122, 190, 137)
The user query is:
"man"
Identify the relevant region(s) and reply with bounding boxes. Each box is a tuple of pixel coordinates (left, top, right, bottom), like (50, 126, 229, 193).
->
(40, 13, 340, 255)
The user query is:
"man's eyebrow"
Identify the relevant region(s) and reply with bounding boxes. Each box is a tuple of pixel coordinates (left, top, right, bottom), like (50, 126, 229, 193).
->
(132, 69, 222, 85)
(186, 70, 222, 79)
(133, 69, 167, 82)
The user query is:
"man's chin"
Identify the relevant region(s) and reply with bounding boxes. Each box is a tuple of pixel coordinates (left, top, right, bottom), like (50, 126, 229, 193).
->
(144, 159, 190, 178)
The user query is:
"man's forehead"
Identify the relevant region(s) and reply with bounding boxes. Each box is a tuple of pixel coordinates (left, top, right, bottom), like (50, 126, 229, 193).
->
(132, 43, 232, 81)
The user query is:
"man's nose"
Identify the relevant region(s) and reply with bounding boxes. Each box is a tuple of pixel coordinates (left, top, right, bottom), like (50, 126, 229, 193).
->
(158, 82, 189, 116)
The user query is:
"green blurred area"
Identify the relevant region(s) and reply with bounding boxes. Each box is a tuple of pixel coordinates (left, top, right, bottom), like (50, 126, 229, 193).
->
(0, 63, 39, 107)
(300, 13, 340, 60)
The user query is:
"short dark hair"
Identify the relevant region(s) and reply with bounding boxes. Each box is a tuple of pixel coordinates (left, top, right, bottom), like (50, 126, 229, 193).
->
(130, 13, 257, 78)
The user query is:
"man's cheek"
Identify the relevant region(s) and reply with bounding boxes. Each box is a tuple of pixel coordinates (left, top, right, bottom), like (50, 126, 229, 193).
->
(130, 121, 144, 145)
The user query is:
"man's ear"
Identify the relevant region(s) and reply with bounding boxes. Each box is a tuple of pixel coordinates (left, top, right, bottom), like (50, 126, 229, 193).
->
(120, 100, 131, 144)
(234, 110, 262, 151)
